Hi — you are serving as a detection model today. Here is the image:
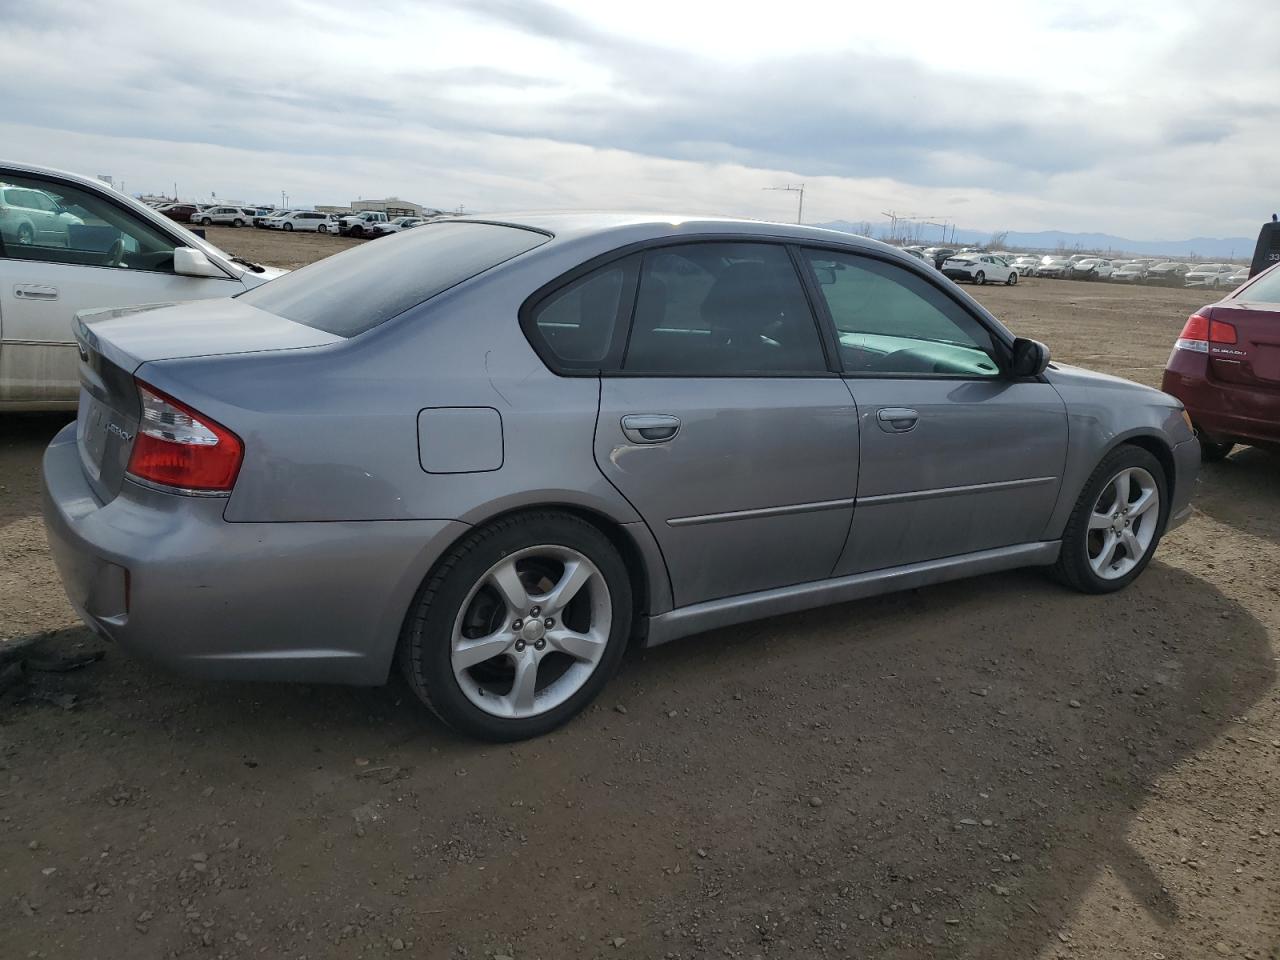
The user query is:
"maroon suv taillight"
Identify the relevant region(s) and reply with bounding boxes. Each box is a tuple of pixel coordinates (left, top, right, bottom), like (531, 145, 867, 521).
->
(126, 381, 243, 492)
(1175, 313, 1237, 353)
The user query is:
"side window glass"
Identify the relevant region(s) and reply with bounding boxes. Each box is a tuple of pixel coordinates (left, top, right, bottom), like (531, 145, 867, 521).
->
(623, 242, 826, 375)
(803, 249, 1001, 378)
(0, 173, 178, 272)
(528, 260, 631, 368)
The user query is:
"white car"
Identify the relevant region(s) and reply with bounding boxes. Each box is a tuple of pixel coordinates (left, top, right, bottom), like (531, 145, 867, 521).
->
(1183, 263, 1236, 288)
(0, 160, 285, 410)
(0, 182, 86, 247)
(270, 210, 337, 233)
(940, 252, 1018, 285)
(193, 205, 258, 228)
(1068, 258, 1113, 281)
(1011, 256, 1040, 277)
(368, 216, 428, 237)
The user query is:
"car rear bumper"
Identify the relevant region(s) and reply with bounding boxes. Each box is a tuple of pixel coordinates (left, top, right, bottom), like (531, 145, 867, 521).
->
(1163, 352, 1280, 447)
(42, 423, 467, 685)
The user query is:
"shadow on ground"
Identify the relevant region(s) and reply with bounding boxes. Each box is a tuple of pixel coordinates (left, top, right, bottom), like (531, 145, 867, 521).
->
(1193, 446, 1280, 546)
(2, 556, 1270, 958)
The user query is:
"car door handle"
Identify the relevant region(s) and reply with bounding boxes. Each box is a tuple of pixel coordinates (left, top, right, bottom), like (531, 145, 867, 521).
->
(621, 414, 681, 444)
(876, 407, 919, 433)
(14, 284, 58, 301)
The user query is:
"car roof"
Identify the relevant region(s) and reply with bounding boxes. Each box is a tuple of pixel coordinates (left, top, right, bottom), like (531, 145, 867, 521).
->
(446, 211, 911, 262)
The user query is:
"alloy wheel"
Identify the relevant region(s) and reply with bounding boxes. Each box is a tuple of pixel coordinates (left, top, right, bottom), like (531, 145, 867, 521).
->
(1087, 467, 1160, 580)
(450, 545, 612, 719)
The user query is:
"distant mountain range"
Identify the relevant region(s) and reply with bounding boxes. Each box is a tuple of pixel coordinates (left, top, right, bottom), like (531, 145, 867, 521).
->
(815, 221, 1257, 260)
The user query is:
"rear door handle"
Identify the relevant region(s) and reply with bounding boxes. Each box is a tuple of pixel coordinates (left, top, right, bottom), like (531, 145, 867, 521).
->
(876, 407, 919, 433)
(621, 414, 681, 444)
(14, 284, 58, 301)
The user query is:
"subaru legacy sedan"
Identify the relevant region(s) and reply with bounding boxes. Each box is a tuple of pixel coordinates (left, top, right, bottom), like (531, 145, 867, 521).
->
(44, 215, 1199, 741)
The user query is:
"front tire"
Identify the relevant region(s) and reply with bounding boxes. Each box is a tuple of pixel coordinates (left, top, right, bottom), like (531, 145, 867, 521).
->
(200, 217, 212, 226)
(1053, 445, 1168, 594)
(232, 218, 243, 227)
(974, 270, 986, 285)
(318, 223, 328, 234)
(399, 512, 633, 741)
(283, 222, 294, 231)
(1006, 271, 1018, 286)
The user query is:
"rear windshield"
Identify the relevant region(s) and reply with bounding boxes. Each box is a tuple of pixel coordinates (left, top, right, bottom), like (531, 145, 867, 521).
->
(238, 221, 549, 336)
(1236, 264, 1280, 304)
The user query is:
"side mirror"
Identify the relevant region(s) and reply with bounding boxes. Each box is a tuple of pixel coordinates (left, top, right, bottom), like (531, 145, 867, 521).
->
(1009, 337, 1051, 378)
(173, 246, 226, 279)
(814, 266, 837, 285)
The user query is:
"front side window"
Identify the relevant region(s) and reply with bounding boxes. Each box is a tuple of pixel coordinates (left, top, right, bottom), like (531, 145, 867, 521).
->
(622, 242, 827, 375)
(802, 249, 1001, 378)
(0, 173, 178, 272)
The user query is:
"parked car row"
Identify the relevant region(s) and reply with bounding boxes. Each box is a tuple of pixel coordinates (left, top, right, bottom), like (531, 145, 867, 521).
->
(905, 246, 1250, 288)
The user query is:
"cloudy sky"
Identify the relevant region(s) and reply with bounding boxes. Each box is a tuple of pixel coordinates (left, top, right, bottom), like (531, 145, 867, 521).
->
(2, 0, 1274, 239)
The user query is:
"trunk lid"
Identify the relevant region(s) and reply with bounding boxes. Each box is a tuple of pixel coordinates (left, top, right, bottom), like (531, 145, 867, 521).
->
(1207, 301, 1280, 391)
(73, 298, 341, 503)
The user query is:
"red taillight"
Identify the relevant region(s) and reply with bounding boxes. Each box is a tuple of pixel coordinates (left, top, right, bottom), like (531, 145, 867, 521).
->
(126, 381, 243, 492)
(1175, 313, 1237, 353)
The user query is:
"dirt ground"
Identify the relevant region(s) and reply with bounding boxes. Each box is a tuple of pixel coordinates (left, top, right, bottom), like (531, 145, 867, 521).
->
(2, 230, 1277, 960)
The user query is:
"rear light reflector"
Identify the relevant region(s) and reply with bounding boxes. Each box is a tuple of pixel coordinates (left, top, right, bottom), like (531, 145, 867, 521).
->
(1175, 313, 1238, 353)
(126, 381, 243, 492)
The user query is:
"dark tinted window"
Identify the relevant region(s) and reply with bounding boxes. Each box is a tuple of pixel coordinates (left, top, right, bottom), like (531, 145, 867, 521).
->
(239, 221, 549, 336)
(803, 249, 1000, 378)
(622, 243, 826, 375)
(529, 261, 631, 368)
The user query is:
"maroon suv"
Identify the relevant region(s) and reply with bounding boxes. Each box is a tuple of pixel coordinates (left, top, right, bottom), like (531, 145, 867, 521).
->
(1163, 261, 1280, 460)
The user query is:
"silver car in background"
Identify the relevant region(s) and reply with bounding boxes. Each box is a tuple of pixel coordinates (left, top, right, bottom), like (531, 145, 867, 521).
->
(43, 215, 1199, 741)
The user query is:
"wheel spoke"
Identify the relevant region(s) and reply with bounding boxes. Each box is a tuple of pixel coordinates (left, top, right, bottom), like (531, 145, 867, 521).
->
(506, 655, 539, 714)
(453, 630, 513, 670)
(1111, 470, 1131, 509)
(1129, 486, 1158, 516)
(488, 560, 529, 614)
(1092, 532, 1120, 573)
(1121, 529, 1144, 562)
(1088, 510, 1113, 530)
(546, 626, 607, 663)
(538, 559, 593, 616)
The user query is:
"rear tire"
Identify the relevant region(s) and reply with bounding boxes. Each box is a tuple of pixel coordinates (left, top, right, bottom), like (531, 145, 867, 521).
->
(16, 223, 34, 245)
(1052, 444, 1169, 594)
(1199, 436, 1234, 462)
(398, 512, 633, 742)
(974, 271, 986, 285)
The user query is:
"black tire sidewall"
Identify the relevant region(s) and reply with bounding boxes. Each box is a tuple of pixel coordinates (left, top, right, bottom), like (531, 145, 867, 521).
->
(1058, 445, 1170, 593)
(401, 513, 633, 741)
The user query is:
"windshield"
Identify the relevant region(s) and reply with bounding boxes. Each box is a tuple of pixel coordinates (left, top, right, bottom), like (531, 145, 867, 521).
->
(1193, 263, 1222, 271)
(237, 221, 549, 337)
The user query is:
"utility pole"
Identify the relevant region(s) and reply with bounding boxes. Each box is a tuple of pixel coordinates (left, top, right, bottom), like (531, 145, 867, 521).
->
(764, 183, 805, 224)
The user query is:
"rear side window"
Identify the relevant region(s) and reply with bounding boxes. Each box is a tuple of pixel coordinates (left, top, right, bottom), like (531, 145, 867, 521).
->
(239, 221, 549, 336)
(622, 242, 828, 375)
(527, 259, 634, 369)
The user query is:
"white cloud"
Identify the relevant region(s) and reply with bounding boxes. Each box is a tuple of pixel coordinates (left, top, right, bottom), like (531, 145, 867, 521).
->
(1, 0, 1274, 238)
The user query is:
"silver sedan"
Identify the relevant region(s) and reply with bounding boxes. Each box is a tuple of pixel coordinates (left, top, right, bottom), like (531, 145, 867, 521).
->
(43, 215, 1200, 740)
